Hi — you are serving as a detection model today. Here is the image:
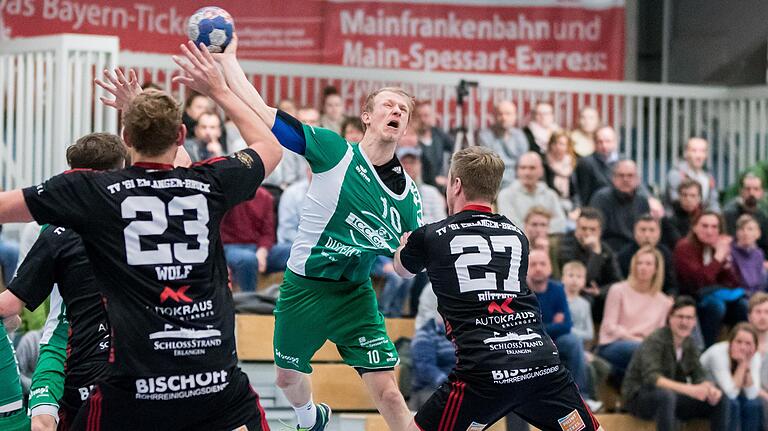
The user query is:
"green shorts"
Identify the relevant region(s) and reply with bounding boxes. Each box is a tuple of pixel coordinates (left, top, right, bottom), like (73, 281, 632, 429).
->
(273, 270, 399, 374)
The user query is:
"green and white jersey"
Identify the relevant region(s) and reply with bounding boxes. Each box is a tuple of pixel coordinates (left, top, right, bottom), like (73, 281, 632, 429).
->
(0, 321, 23, 415)
(287, 125, 424, 282)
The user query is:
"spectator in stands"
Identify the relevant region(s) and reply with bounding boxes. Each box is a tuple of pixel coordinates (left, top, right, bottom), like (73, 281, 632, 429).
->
(570, 107, 601, 157)
(497, 152, 567, 233)
(477, 100, 528, 188)
(341, 117, 364, 143)
(184, 110, 225, 162)
(732, 214, 768, 296)
(666, 137, 719, 212)
(557, 207, 622, 323)
(270, 164, 311, 273)
(563, 261, 593, 345)
(182, 91, 214, 138)
(598, 246, 673, 382)
(320, 87, 344, 133)
(277, 98, 297, 116)
(589, 159, 650, 252)
(543, 131, 577, 215)
(297, 106, 320, 126)
(575, 125, 619, 205)
(220, 188, 276, 292)
(746, 293, 768, 427)
(701, 323, 763, 431)
(622, 296, 729, 431)
(0, 225, 18, 286)
(724, 173, 768, 258)
(408, 316, 454, 410)
(523, 207, 561, 278)
(527, 249, 600, 410)
(662, 179, 704, 250)
(674, 210, 747, 347)
(375, 256, 411, 318)
(414, 101, 453, 188)
(617, 214, 678, 295)
(523, 101, 561, 154)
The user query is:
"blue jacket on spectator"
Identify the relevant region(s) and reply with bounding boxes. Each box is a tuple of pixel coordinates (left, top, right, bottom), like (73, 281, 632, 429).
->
(411, 319, 455, 392)
(533, 280, 573, 339)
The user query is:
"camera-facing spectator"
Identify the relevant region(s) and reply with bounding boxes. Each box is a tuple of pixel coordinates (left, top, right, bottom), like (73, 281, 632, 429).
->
(277, 98, 298, 117)
(320, 86, 344, 133)
(589, 160, 650, 252)
(341, 117, 364, 143)
(674, 211, 746, 347)
(543, 131, 577, 214)
(570, 107, 601, 157)
(182, 91, 214, 138)
(414, 101, 453, 188)
(477, 100, 528, 188)
(575, 126, 619, 204)
(731, 214, 768, 296)
(562, 261, 593, 345)
(622, 296, 729, 431)
(523, 206, 562, 278)
(617, 214, 678, 295)
(523, 101, 561, 155)
(598, 246, 673, 381)
(662, 179, 704, 250)
(497, 152, 567, 234)
(701, 323, 763, 431)
(724, 173, 768, 258)
(184, 110, 225, 162)
(666, 137, 719, 212)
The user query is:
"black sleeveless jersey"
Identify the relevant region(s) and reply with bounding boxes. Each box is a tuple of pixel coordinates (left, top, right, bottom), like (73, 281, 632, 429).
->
(399, 208, 560, 371)
(22, 149, 264, 398)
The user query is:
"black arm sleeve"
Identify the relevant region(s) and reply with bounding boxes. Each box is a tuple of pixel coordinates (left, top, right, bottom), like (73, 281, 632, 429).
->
(400, 227, 428, 274)
(7, 226, 60, 311)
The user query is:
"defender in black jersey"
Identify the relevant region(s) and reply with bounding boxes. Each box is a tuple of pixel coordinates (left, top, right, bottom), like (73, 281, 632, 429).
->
(395, 147, 602, 431)
(0, 44, 282, 430)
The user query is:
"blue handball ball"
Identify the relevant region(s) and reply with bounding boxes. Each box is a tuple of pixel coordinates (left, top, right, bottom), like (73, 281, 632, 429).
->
(187, 7, 235, 54)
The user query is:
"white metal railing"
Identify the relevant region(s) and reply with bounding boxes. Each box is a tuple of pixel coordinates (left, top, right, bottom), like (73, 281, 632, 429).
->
(0, 34, 119, 190)
(121, 51, 768, 191)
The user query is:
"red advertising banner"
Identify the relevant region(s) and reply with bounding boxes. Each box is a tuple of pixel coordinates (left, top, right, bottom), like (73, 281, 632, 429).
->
(0, 0, 624, 79)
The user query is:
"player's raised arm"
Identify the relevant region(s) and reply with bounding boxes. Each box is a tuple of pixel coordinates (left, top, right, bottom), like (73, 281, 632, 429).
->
(213, 35, 278, 128)
(173, 41, 282, 175)
(0, 190, 33, 224)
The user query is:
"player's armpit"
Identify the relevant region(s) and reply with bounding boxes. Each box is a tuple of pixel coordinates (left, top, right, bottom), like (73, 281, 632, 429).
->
(0, 189, 33, 224)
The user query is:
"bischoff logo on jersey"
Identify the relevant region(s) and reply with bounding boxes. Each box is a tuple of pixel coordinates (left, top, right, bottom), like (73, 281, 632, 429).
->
(135, 370, 229, 400)
(491, 365, 559, 385)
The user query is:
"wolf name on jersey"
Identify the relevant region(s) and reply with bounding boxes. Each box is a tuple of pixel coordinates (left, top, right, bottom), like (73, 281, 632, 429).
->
(9, 225, 110, 394)
(399, 208, 559, 371)
(22, 150, 264, 398)
(287, 120, 423, 282)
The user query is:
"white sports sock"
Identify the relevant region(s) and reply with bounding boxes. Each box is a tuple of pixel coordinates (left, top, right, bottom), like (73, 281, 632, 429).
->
(294, 399, 317, 428)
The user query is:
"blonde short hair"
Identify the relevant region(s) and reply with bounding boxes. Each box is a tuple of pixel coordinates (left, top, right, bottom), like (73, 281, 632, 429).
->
(449, 146, 505, 202)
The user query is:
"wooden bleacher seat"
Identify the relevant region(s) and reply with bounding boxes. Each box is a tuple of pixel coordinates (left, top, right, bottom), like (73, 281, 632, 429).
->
(236, 315, 415, 362)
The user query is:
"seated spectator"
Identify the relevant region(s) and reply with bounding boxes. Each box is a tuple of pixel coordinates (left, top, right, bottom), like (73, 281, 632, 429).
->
(523, 207, 561, 278)
(523, 101, 561, 155)
(414, 101, 453, 188)
(277, 98, 297, 116)
(221, 188, 276, 292)
(398, 147, 446, 224)
(408, 317, 454, 410)
(497, 152, 567, 233)
(598, 246, 673, 381)
(341, 117, 364, 142)
(732, 214, 768, 296)
(558, 207, 622, 322)
(563, 261, 594, 345)
(570, 107, 601, 157)
(666, 137, 719, 212)
(725, 173, 768, 258)
(701, 323, 763, 431)
(477, 100, 528, 188)
(320, 86, 344, 133)
(622, 296, 729, 431)
(589, 160, 650, 252)
(574, 126, 619, 204)
(617, 214, 678, 295)
(674, 211, 747, 347)
(374, 256, 411, 317)
(182, 91, 214, 138)
(543, 131, 577, 214)
(183, 110, 225, 162)
(746, 293, 768, 427)
(270, 165, 311, 273)
(297, 106, 320, 126)
(528, 250, 599, 409)
(661, 179, 703, 250)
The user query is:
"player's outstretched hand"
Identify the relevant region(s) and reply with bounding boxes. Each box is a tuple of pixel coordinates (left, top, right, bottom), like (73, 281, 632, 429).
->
(173, 41, 229, 99)
(95, 68, 142, 111)
(399, 231, 412, 248)
(211, 33, 239, 63)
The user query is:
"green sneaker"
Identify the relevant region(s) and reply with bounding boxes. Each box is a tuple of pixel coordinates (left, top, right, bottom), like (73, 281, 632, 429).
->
(297, 403, 332, 431)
